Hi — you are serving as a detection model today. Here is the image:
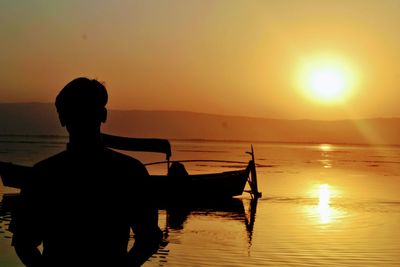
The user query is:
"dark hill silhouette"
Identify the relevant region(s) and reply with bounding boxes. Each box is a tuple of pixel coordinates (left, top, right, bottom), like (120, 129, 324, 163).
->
(0, 103, 399, 145)
(0, 103, 62, 135)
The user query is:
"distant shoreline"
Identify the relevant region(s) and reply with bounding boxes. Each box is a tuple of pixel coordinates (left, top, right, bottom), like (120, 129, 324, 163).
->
(0, 134, 399, 148)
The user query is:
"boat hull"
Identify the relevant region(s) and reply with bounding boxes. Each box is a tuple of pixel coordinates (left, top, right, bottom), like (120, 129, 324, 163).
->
(1, 162, 250, 200)
(150, 169, 249, 201)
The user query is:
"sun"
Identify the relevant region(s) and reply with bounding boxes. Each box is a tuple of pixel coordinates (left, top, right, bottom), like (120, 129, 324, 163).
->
(297, 56, 357, 104)
(308, 68, 346, 99)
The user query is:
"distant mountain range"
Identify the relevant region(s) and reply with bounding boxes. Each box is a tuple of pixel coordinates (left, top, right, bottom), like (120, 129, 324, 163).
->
(0, 103, 399, 145)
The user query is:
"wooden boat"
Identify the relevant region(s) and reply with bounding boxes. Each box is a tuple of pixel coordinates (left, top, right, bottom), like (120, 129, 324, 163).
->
(0, 134, 261, 199)
(151, 166, 250, 200)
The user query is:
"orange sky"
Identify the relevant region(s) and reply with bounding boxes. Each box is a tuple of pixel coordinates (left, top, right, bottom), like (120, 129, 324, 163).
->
(1, 0, 399, 120)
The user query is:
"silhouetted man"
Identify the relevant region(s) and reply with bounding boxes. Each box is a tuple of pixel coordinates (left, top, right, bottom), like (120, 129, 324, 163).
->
(11, 77, 162, 267)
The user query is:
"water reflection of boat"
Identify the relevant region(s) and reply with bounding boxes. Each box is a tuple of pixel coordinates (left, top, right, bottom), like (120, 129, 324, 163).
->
(151, 197, 259, 265)
(167, 197, 259, 237)
(165, 198, 248, 230)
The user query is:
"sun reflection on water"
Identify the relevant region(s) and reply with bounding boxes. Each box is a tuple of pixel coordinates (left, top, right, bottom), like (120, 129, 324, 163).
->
(319, 144, 332, 152)
(305, 183, 344, 225)
(319, 144, 333, 168)
(317, 184, 332, 224)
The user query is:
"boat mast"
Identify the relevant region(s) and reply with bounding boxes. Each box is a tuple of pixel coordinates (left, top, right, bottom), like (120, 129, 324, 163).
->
(247, 145, 262, 198)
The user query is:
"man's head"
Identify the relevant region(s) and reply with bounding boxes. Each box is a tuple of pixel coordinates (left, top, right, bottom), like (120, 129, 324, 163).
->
(56, 77, 108, 137)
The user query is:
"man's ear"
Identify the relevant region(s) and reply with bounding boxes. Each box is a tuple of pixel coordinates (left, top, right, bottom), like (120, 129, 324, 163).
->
(100, 108, 107, 123)
(58, 114, 66, 127)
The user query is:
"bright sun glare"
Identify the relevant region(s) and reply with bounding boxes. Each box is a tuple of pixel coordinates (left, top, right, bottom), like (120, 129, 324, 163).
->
(298, 56, 357, 104)
(309, 68, 346, 99)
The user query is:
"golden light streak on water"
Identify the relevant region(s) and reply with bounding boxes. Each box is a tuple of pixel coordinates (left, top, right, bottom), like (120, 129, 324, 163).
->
(319, 144, 332, 152)
(305, 183, 344, 225)
(317, 184, 332, 224)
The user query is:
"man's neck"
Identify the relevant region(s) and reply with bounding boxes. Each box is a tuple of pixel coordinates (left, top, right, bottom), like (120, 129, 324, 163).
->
(67, 133, 104, 152)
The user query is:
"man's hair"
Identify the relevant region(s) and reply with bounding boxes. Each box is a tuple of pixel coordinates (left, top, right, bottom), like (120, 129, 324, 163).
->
(55, 77, 108, 115)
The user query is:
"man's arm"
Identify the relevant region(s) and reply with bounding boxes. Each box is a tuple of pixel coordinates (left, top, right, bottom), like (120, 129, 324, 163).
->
(10, 173, 44, 267)
(14, 242, 43, 267)
(126, 162, 162, 266)
(12, 201, 44, 267)
(127, 206, 163, 266)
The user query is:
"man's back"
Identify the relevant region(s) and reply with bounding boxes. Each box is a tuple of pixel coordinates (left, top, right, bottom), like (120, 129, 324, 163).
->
(13, 146, 155, 266)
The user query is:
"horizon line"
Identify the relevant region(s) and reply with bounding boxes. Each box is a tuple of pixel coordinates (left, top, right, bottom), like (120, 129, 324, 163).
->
(0, 134, 399, 148)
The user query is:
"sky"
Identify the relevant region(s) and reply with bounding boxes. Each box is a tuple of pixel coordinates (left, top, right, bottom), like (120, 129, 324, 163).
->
(1, 0, 399, 120)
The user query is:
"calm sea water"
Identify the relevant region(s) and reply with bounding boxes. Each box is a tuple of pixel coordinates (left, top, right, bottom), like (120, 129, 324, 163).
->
(1, 136, 400, 266)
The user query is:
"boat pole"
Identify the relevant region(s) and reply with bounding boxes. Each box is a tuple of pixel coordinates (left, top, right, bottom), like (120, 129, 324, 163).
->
(166, 155, 170, 174)
(248, 145, 262, 198)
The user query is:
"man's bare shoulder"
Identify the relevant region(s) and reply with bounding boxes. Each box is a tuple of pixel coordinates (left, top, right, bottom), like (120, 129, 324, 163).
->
(104, 148, 148, 174)
(33, 150, 68, 169)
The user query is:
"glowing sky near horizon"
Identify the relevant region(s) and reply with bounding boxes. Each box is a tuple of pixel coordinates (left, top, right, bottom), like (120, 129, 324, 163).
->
(1, 0, 399, 120)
